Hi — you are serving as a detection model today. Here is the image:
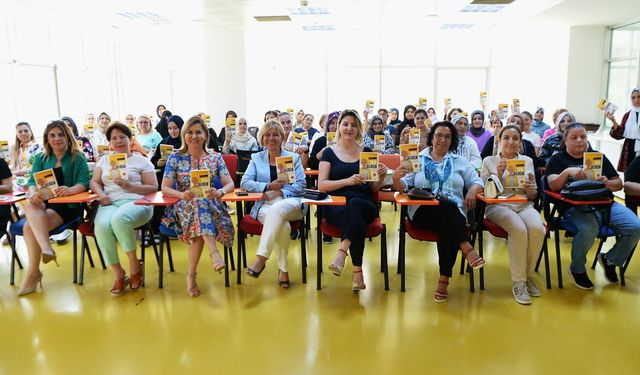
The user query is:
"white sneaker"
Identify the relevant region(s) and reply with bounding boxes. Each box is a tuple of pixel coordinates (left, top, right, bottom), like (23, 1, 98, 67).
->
(49, 230, 71, 243)
(512, 281, 531, 305)
(226, 203, 235, 215)
(526, 277, 542, 297)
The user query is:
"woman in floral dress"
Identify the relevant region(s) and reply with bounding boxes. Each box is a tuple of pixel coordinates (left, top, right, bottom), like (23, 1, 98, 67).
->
(161, 115, 235, 298)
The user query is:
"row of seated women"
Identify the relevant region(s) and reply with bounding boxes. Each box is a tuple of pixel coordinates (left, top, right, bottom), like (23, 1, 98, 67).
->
(8, 108, 640, 307)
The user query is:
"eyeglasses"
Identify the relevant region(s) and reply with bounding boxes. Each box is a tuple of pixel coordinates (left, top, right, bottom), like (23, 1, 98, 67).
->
(434, 133, 452, 140)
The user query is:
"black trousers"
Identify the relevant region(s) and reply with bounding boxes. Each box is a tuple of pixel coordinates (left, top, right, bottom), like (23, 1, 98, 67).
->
(410, 200, 469, 277)
(324, 197, 377, 266)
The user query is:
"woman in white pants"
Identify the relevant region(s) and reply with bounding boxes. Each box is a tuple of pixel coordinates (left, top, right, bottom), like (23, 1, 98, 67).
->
(241, 120, 306, 288)
(480, 125, 546, 305)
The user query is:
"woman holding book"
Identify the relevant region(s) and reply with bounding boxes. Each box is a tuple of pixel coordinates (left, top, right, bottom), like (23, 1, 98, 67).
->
(467, 110, 491, 152)
(318, 109, 388, 291)
(86, 112, 110, 148)
(135, 115, 163, 155)
(399, 109, 430, 152)
(394, 105, 416, 146)
(161, 115, 235, 298)
(363, 115, 395, 154)
(392, 121, 485, 303)
(451, 114, 482, 169)
(545, 123, 640, 290)
(17, 121, 90, 296)
(61, 116, 95, 163)
(480, 125, 545, 305)
(10, 122, 43, 178)
(242, 120, 306, 288)
(222, 117, 260, 154)
(607, 88, 640, 172)
(90, 122, 157, 297)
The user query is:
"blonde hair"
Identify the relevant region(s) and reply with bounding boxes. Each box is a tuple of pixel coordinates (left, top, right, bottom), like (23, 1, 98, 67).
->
(178, 115, 210, 154)
(334, 109, 363, 145)
(257, 119, 285, 147)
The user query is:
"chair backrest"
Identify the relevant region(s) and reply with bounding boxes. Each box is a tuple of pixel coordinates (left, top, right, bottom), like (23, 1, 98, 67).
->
(222, 154, 238, 185)
(379, 154, 401, 171)
(247, 126, 259, 139)
(236, 150, 260, 174)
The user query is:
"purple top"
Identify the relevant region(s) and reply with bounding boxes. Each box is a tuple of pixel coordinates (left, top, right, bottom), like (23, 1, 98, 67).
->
(467, 130, 492, 152)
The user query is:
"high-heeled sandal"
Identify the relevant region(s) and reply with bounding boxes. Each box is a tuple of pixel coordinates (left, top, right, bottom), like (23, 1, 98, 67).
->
(210, 251, 226, 273)
(434, 279, 449, 303)
(187, 272, 200, 298)
(42, 250, 59, 267)
(247, 260, 266, 278)
(463, 248, 486, 270)
(17, 272, 43, 296)
(111, 275, 130, 297)
(352, 269, 366, 292)
(278, 270, 290, 289)
(130, 261, 144, 290)
(328, 249, 348, 276)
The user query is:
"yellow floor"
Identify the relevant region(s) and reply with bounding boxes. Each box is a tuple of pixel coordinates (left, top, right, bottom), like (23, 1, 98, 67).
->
(1, 204, 640, 374)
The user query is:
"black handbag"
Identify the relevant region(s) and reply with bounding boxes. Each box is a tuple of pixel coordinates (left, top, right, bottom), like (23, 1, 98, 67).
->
(561, 180, 613, 201)
(301, 189, 328, 200)
(407, 187, 435, 200)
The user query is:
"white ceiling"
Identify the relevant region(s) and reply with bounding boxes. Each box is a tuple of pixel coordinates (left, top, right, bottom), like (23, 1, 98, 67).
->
(3, 0, 640, 30)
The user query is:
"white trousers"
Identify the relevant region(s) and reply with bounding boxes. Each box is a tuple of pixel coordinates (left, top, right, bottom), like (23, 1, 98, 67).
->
(485, 204, 546, 282)
(256, 197, 304, 272)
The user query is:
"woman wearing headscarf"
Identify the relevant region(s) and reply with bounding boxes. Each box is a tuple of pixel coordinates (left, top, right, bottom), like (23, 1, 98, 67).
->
(451, 114, 481, 169)
(608, 88, 640, 172)
(394, 105, 416, 146)
(363, 115, 395, 154)
(539, 111, 576, 165)
(155, 110, 172, 139)
(61, 116, 94, 163)
(467, 110, 491, 152)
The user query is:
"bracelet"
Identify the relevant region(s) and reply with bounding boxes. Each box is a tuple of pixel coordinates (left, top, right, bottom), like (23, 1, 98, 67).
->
(219, 187, 227, 195)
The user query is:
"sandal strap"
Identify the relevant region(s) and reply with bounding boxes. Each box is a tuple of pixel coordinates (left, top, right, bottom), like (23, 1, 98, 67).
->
(338, 248, 348, 256)
(438, 279, 449, 285)
(353, 269, 362, 274)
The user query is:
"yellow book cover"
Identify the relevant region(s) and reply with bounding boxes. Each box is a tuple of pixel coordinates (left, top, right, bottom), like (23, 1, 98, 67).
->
(597, 99, 617, 114)
(97, 145, 110, 157)
(504, 159, 526, 189)
(108, 153, 128, 181)
(160, 144, 174, 160)
(583, 152, 603, 180)
(498, 104, 509, 120)
(286, 108, 294, 117)
(275, 156, 295, 183)
(226, 118, 236, 136)
(512, 98, 520, 113)
(409, 128, 420, 145)
(359, 152, 379, 182)
(75, 140, 83, 149)
(374, 135, 386, 152)
(0, 140, 9, 160)
(418, 98, 427, 110)
(203, 114, 211, 127)
(190, 169, 210, 198)
(365, 99, 374, 111)
(327, 132, 336, 146)
(480, 91, 487, 103)
(83, 124, 96, 137)
(400, 144, 419, 173)
(34, 168, 58, 201)
(292, 131, 307, 146)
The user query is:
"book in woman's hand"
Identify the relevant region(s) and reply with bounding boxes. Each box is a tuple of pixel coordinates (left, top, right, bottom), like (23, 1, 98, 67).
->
(34, 168, 58, 200)
(190, 170, 210, 198)
(108, 154, 128, 180)
(275, 156, 295, 183)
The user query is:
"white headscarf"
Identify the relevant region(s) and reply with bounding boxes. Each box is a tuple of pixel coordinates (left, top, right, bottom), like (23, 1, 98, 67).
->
(623, 88, 640, 155)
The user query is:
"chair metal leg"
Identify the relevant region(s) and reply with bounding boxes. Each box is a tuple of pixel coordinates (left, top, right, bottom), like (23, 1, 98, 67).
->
(543, 237, 551, 289)
(95, 238, 107, 269)
(166, 239, 175, 272)
(300, 225, 307, 284)
(85, 238, 96, 268)
(159, 234, 165, 288)
(236, 231, 243, 285)
(468, 263, 475, 293)
(73, 229, 78, 284)
(224, 246, 230, 287)
(555, 229, 563, 288)
(9, 234, 17, 285)
(478, 229, 484, 291)
(79, 235, 87, 285)
(382, 225, 389, 291)
(590, 237, 606, 270)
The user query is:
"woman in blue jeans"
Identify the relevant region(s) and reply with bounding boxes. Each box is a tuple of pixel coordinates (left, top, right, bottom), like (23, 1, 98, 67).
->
(545, 123, 640, 290)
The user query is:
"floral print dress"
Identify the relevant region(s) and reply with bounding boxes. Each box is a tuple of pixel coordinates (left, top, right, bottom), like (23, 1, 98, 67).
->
(162, 151, 234, 247)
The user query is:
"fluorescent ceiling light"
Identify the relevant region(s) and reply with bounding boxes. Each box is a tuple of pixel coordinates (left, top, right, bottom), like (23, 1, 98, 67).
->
(461, 4, 506, 13)
(302, 25, 334, 31)
(470, 0, 515, 4)
(440, 24, 474, 29)
(253, 15, 291, 22)
(116, 11, 170, 25)
(289, 7, 329, 15)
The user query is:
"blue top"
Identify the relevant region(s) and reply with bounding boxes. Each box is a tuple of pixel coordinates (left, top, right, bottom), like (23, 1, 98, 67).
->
(531, 120, 551, 138)
(321, 146, 374, 201)
(241, 149, 306, 219)
(136, 131, 163, 151)
(399, 147, 483, 218)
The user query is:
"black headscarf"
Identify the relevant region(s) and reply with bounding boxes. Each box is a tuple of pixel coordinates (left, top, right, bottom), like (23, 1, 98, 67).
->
(155, 110, 173, 138)
(394, 105, 416, 145)
(60, 116, 79, 137)
(164, 115, 184, 148)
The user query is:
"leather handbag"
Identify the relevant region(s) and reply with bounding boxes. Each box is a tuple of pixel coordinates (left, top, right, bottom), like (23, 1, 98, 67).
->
(561, 180, 612, 201)
(407, 187, 435, 200)
(484, 174, 504, 199)
(301, 189, 328, 200)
